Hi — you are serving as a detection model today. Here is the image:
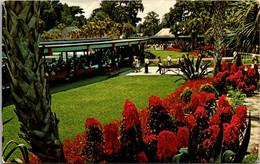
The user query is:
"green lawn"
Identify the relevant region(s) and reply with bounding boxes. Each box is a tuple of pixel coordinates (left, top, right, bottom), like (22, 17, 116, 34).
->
(146, 49, 187, 60)
(2, 75, 184, 160)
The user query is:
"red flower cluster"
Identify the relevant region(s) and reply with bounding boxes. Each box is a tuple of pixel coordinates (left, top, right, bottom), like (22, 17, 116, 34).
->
(190, 94, 206, 111)
(157, 130, 178, 162)
(149, 95, 162, 108)
(143, 134, 156, 144)
(85, 117, 101, 128)
(209, 114, 221, 125)
(103, 122, 121, 155)
(194, 107, 208, 119)
(122, 99, 140, 130)
(213, 63, 259, 95)
(165, 48, 181, 51)
(136, 151, 148, 163)
(188, 51, 200, 56)
(73, 156, 84, 163)
(177, 127, 189, 149)
(186, 114, 197, 129)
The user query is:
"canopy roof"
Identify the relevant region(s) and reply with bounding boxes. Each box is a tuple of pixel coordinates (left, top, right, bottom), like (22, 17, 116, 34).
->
(152, 28, 175, 38)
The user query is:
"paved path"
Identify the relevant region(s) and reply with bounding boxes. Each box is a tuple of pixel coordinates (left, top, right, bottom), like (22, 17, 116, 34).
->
(120, 66, 215, 76)
(244, 92, 260, 152)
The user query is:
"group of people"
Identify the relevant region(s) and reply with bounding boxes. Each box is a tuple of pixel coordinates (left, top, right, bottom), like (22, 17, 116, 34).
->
(131, 54, 174, 74)
(132, 56, 150, 73)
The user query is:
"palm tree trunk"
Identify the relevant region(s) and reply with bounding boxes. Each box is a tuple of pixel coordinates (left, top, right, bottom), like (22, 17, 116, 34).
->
(2, 1, 66, 162)
(213, 1, 226, 76)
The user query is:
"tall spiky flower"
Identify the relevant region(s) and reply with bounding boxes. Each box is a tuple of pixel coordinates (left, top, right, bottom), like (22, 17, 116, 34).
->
(213, 1, 226, 76)
(2, 1, 66, 162)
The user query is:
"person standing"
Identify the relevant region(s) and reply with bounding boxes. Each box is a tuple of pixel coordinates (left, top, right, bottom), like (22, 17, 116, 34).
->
(135, 57, 140, 72)
(167, 55, 172, 66)
(156, 56, 162, 74)
(144, 56, 149, 73)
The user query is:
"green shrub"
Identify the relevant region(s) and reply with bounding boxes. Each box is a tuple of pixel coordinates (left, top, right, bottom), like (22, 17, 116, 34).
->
(199, 83, 218, 97)
(180, 87, 193, 103)
(227, 88, 246, 111)
(242, 153, 258, 163)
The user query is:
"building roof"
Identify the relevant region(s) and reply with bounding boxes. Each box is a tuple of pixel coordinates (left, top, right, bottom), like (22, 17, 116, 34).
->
(152, 28, 175, 38)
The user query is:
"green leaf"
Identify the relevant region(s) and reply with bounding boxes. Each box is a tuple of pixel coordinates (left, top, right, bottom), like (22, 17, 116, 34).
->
(3, 116, 14, 125)
(222, 150, 235, 162)
(233, 113, 251, 163)
(172, 153, 183, 163)
(210, 123, 223, 163)
(179, 148, 188, 154)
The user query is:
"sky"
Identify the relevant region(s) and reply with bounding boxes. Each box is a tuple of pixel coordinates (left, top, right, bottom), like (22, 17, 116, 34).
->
(60, 0, 176, 23)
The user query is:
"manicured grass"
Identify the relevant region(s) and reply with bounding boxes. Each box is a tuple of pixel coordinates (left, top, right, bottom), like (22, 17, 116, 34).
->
(2, 75, 184, 160)
(146, 49, 187, 60)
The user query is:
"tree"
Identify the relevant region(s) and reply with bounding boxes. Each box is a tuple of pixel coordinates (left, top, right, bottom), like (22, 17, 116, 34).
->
(2, 1, 66, 162)
(228, 1, 259, 53)
(143, 11, 160, 36)
(213, 1, 226, 76)
(122, 23, 134, 38)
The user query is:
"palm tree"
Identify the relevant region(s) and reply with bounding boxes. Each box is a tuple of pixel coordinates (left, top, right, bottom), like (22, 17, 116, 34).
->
(228, 1, 259, 53)
(2, 1, 66, 162)
(213, 1, 226, 76)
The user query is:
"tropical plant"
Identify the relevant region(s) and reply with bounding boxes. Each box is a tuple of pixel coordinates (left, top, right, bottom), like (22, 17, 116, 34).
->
(213, 1, 226, 76)
(227, 88, 246, 110)
(172, 114, 251, 163)
(2, 1, 66, 162)
(175, 54, 212, 81)
(228, 1, 259, 53)
(2, 140, 29, 163)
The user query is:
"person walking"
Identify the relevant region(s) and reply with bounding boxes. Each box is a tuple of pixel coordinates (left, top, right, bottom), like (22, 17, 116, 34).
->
(144, 56, 149, 73)
(135, 57, 140, 72)
(156, 56, 162, 74)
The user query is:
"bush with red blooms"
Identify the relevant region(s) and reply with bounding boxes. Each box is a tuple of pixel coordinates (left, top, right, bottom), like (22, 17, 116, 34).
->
(119, 100, 144, 162)
(213, 62, 259, 96)
(84, 117, 103, 163)
(26, 77, 248, 163)
(148, 95, 175, 134)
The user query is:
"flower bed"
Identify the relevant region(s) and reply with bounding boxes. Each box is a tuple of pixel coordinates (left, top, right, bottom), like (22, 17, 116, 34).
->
(213, 62, 259, 96)
(26, 77, 253, 163)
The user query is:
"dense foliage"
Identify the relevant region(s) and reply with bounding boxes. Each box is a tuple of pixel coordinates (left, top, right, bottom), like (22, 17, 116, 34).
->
(213, 62, 259, 96)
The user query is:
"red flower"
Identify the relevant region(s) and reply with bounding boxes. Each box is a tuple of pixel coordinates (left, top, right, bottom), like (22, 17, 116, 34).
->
(186, 114, 197, 129)
(136, 151, 148, 163)
(210, 125, 220, 140)
(73, 156, 84, 163)
(230, 106, 247, 128)
(203, 139, 212, 149)
(122, 100, 140, 130)
(249, 85, 255, 90)
(157, 130, 178, 161)
(209, 114, 221, 125)
(237, 82, 245, 88)
(200, 158, 207, 163)
(222, 62, 227, 70)
(229, 75, 235, 81)
(230, 65, 237, 74)
(218, 95, 231, 108)
(149, 95, 162, 108)
(223, 123, 239, 144)
(143, 134, 156, 144)
(194, 107, 208, 119)
(103, 122, 120, 155)
(239, 65, 245, 70)
(177, 126, 189, 149)
(190, 94, 205, 111)
(205, 93, 216, 103)
(85, 117, 101, 128)
(234, 70, 243, 79)
(248, 67, 256, 77)
(236, 79, 241, 83)
(216, 72, 224, 78)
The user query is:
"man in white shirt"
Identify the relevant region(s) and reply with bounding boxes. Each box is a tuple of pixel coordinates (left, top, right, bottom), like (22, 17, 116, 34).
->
(144, 56, 149, 73)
